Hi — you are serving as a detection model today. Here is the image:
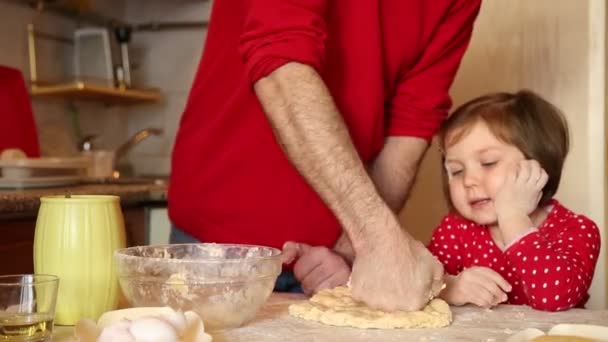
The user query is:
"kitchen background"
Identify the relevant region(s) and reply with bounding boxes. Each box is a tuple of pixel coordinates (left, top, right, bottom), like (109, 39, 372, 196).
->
(0, 0, 606, 309)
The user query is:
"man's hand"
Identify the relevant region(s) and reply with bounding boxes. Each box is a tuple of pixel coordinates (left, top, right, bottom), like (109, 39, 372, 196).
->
(282, 242, 351, 295)
(349, 228, 445, 312)
(333, 232, 355, 264)
(440, 267, 511, 308)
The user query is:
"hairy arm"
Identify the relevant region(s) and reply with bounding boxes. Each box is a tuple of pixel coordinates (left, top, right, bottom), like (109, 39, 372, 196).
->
(254, 62, 404, 254)
(369, 136, 428, 213)
(334, 137, 428, 262)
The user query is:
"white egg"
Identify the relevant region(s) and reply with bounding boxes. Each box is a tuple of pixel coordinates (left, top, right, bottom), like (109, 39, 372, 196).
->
(97, 320, 135, 342)
(183, 311, 213, 342)
(74, 318, 101, 342)
(160, 311, 188, 336)
(129, 317, 179, 342)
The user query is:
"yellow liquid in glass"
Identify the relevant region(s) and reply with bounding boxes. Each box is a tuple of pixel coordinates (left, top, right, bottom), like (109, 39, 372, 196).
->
(0, 313, 53, 342)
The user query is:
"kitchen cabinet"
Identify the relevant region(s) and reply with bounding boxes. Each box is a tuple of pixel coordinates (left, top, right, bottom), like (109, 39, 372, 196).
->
(0, 207, 149, 275)
(0, 217, 36, 275)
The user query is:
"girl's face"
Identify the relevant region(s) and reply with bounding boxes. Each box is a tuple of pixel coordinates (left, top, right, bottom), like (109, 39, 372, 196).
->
(444, 121, 525, 226)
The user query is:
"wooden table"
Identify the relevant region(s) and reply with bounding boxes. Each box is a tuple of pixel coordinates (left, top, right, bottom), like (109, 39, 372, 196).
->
(53, 293, 608, 341)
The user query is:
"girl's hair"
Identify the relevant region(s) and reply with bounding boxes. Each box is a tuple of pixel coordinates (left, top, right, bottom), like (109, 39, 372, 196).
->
(437, 90, 570, 206)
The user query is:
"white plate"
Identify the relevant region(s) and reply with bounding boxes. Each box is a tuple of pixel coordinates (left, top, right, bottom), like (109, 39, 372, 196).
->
(508, 324, 608, 342)
(0, 176, 81, 189)
(0, 157, 89, 169)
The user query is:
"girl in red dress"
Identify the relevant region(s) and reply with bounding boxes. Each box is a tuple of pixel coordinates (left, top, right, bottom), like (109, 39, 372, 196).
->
(430, 90, 600, 312)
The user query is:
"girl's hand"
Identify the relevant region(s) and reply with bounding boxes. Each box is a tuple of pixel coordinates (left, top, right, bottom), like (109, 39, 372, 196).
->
(494, 159, 548, 221)
(440, 266, 511, 308)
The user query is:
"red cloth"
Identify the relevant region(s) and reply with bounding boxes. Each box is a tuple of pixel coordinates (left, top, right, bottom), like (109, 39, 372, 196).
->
(169, 0, 481, 250)
(428, 200, 601, 311)
(0, 66, 40, 157)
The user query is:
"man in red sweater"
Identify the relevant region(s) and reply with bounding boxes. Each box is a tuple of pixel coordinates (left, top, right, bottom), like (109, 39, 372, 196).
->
(169, 0, 481, 311)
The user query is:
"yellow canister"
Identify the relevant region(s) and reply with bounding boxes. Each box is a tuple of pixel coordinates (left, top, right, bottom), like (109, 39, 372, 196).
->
(33, 195, 127, 325)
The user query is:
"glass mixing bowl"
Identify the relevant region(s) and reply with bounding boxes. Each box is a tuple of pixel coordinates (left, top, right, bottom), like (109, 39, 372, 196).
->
(114, 243, 282, 330)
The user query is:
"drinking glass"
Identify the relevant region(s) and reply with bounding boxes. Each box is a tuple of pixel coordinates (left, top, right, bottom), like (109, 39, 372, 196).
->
(0, 274, 59, 342)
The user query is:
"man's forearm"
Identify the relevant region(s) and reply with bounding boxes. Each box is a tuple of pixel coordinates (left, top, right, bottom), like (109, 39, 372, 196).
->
(369, 136, 428, 213)
(334, 137, 428, 261)
(333, 232, 355, 263)
(254, 62, 402, 252)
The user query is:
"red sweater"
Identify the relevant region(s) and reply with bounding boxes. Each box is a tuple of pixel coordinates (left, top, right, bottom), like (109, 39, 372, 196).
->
(428, 200, 601, 311)
(169, 0, 481, 250)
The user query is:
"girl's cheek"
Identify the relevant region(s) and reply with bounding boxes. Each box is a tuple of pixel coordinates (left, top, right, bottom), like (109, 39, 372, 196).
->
(448, 183, 458, 197)
(449, 185, 464, 203)
(483, 169, 501, 192)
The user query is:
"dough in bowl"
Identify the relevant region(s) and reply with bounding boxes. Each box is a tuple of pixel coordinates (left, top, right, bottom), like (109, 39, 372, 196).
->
(289, 286, 452, 329)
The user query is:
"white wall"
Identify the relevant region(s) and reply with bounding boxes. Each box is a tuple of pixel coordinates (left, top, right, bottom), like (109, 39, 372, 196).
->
(403, 0, 607, 309)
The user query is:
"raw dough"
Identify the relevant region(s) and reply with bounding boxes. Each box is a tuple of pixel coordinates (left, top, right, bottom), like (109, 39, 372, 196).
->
(288, 286, 452, 329)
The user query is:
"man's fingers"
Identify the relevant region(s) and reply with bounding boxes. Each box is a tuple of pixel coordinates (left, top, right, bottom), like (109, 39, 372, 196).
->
(281, 241, 312, 264)
(293, 246, 338, 282)
(300, 266, 327, 295)
(307, 268, 350, 295)
(430, 262, 446, 298)
(281, 242, 298, 264)
(298, 242, 312, 255)
(293, 252, 322, 281)
(298, 250, 350, 294)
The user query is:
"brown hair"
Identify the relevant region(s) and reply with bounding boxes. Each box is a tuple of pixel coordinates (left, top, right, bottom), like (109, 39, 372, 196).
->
(438, 90, 570, 207)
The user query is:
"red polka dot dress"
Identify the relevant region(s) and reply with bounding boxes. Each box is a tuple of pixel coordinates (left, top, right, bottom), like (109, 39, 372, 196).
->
(428, 199, 601, 311)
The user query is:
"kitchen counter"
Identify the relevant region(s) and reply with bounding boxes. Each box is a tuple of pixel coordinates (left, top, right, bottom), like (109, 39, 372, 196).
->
(53, 292, 608, 341)
(0, 179, 168, 275)
(0, 181, 167, 217)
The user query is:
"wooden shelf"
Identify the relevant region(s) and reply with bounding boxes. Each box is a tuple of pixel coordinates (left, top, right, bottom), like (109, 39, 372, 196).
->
(30, 81, 162, 104)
